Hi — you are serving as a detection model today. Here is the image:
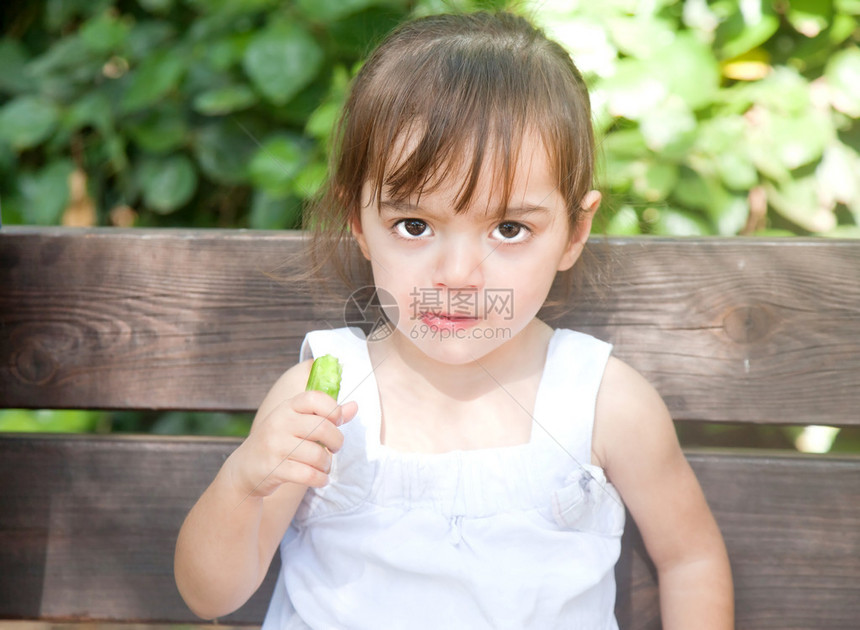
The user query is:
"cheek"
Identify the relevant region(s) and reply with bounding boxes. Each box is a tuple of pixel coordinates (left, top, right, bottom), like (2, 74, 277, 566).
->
(507, 258, 563, 308)
(367, 256, 422, 316)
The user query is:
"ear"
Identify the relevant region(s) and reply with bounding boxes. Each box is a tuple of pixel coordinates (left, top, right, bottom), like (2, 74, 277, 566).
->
(557, 190, 601, 272)
(350, 213, 372, 261)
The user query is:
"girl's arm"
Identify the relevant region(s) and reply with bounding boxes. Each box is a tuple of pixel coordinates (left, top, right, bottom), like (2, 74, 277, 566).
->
(174, 360, 357, 619)
(594, 358, 734, 629)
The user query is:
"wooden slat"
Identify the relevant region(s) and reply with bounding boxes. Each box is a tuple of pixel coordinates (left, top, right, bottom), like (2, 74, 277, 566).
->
(0, 435, 857, 628)
(0, 434, 274, 624)
(2, 227, 859, 425)
(617, 451, 860, 630)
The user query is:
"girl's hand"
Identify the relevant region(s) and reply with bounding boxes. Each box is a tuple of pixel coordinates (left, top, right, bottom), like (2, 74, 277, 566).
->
(174, 361, 357, 620)
(226, 390, 358, 499)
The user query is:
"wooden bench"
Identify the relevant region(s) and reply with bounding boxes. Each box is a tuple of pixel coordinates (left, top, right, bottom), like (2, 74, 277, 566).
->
(1, 226, 858, 629)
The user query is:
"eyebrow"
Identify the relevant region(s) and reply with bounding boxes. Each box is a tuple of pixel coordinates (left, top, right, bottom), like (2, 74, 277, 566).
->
(378, 199, 551, 218)
(378, 199, 416, 214)
(503, 203, 551, 217)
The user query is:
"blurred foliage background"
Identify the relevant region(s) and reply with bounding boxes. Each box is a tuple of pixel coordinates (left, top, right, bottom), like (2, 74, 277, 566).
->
(1, 0, 858, 451)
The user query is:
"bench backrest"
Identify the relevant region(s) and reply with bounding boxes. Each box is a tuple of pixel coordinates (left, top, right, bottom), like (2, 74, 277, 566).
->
(1, 227, 859, 628)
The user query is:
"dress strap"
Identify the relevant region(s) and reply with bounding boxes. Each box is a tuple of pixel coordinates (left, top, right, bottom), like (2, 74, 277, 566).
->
(300, 327, 370, 406)
(531, 329, 613, 467)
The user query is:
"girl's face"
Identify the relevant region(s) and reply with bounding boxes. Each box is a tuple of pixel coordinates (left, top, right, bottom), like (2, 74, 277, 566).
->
(351, 131, 599, 366)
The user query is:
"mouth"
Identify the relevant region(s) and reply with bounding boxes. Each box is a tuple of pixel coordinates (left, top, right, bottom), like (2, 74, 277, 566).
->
(420, 312, 480, 331)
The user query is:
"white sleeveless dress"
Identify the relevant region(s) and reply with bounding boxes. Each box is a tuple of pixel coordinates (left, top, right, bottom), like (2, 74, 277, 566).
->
(261, 327, 625, 629)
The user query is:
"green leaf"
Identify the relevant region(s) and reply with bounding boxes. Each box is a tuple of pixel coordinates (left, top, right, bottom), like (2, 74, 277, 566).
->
(710, 194, 749, 236)
(0, 193, 24, 225)
(121, 51, 187, 113)
(249, 190, 303, 229)
(604, 205, 641, 235)
(821, 225, 860, 238)
(649, 32, 720, 110)
(64, 90, 114, 135)
(193, 85, 258, 115)
(126, 105, 188, 153)
(26, 34, 98, 98)
(306, 100, 342, 142)
(715, 150, 758, 191)
(126, 21, 176, 59)
(80, 10, 132, 54)
(639, 96, 697, 153)
(739, 67, 812, 116)
(298, 0, 387, 22)
(606, 16, 675, 59)
(0, 96, 60, 150)
(28, 34, 89, 75)
(789, 15, 856, 69)
(650, 207, 711, 236)
(18, 160, 75, 225)
(598, 58, 666, 121)
(45, 0, 112, 32)
(102, 132, 129, 172)
(248, 135, 307, 196)
(138, 0, 174, 13)
(716, 10, 780, 59)
(695, 118, 759, 191)
(0, 409, 100, 433)
(137, 154, 198, 214)
(766, 177, 836, 233)
(0, 38, 35, 94)
(694, 114, 745, 154)
(788, 0, 833, 38)
(816, 142, 860, 207)
(752, 110, 832, 172)
(836, 0, 860, 14)
(192, 121, 256, 184)
(292, 161, 328, 200)
(673, 168, 717, 211)
(632, 161, 678, 203)
(599, 31, 719, 115)
(204, 33, 252, 72)
(826, 47, 860, 117)
(327, 6, 408, 57)
(243, 23, 324, 106)
(602, 127, 649, 158)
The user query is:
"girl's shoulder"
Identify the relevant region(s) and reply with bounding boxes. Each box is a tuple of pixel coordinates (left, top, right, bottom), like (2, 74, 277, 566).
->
(591, 356, 675, 471)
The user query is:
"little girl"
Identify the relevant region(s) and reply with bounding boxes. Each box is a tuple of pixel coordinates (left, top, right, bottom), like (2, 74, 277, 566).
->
(175, 11, 733, 629)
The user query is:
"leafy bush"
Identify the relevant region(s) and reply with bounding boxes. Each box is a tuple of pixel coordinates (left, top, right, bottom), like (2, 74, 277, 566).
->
(0, 0, 507, 230)
(536, 0, 860, 236)
(2, 1, 858, 235)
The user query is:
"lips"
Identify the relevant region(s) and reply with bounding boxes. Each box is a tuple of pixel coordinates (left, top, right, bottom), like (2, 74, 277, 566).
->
(420, 312, 480, 331)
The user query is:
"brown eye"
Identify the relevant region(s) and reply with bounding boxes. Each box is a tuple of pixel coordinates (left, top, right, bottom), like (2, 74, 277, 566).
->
(492, 221, 529, 242)
(395, 219, 431, 238)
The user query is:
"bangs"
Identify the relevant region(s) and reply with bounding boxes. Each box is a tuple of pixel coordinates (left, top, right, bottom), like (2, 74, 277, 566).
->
(333, 12, 594, 223)
(368, 115, 526, 218)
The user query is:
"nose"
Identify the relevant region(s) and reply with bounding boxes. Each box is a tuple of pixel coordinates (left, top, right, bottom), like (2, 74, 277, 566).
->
(431, 235, 484, 290)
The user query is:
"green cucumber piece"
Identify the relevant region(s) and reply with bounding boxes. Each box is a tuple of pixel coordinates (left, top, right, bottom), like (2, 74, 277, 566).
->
(305, 354, 342, 399)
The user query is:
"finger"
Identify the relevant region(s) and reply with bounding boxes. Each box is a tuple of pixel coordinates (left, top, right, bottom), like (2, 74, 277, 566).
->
(277, 437, 333, 474)
(293, 413, 345, 453)
(270, 458, 330, 489)
(292, 390, 342, 419)
(338, 400, 358, 426)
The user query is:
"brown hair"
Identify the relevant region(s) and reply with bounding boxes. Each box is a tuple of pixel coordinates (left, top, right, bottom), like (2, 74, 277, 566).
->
(304, 10, 595, 292)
